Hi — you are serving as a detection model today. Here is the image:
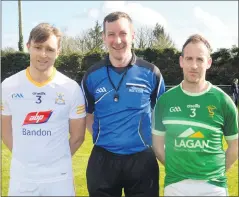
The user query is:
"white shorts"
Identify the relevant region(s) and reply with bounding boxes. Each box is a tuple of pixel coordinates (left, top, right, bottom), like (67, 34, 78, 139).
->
(8, 178, 76, 196)
(164, 179, 228, 196)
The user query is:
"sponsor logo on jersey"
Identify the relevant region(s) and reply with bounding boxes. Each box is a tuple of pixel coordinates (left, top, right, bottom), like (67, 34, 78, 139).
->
(23, 110, 53, 125)
(96, 87, 107, 93)
(55, 93, 65, 105)
(175, 128, 210, 150)
(207, 105, 216, 118)
(128, 86, 144, 93)
(126, 83, 145, 93)
(32, 92, 46, 96)
(11, 93, 24, 99)
(22, 128, 51, 136)
(187, 104, 200, 108)
(169, 106, 181, 112)
(77, 105, 85, 114)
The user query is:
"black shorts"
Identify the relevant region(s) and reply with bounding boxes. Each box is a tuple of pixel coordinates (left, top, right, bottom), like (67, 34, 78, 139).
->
(86, 145, 159, 197)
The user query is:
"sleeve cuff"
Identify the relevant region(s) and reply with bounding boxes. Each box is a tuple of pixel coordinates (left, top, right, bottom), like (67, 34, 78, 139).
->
(152, 129, 165, 136)
(225, 133, 238, 140)
(69, 113, 86, 119)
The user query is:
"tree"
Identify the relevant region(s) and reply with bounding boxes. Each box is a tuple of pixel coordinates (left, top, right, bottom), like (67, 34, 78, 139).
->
(61, 34, 82, 55)
(152, 23, 175, 49)
(84, 20, 104, 51)
(211, 48, 232, 66)
(18, 0, 24, 52)
(60, 21, 104, 55)
(1, 47, 16, 56)
(134, 26, 154, 49)
(230, 45, 239, 63)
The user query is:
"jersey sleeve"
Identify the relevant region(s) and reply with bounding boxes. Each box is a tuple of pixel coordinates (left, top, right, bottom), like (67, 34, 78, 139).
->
(152, 97, 166, 136)
(69, 82, 86, 119)
(222, 95, 238, 140)
(81, 73, 95, 114)
(150, 66, 166, 109)
(1, 79, 12, 115)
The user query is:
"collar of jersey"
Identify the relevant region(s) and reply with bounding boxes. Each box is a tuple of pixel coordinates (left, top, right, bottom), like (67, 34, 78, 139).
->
(26, 66, 56, 87)
(105, 51, 136, 67)
(180, 81, 212, 96)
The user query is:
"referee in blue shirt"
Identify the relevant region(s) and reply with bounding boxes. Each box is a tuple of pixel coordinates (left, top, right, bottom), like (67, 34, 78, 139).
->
(81, 11, 165, 197)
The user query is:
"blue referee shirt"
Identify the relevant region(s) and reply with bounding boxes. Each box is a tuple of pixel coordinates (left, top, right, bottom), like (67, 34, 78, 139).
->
(82, 53, 165, 154)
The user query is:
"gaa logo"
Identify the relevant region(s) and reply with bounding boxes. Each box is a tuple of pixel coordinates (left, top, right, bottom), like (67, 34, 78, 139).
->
(169, 106, 181, 112)
(12, 93, 24, 99)
(96, 87, 107, 93)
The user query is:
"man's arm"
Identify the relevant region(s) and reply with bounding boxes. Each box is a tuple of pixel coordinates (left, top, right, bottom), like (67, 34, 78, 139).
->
(81, 74, 95, 135)
(1, 80, 13, 152)
(225, 138, 238, 171)
(86, 113, 94, 135)
(1, 115, 13, 152)
(151, 92, 166, 165)
(222, 94, 238, 171)
(69, 117, 86, 156)
(68, 82, 87, 156)
(152, 134, 165, 165)
(150, 66, 165, 109)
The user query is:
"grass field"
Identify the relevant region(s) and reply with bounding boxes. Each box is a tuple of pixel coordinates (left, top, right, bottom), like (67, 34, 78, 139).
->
(1, 131, 238, 196)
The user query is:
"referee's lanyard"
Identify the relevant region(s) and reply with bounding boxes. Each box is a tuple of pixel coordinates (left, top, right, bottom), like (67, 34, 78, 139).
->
(106, 65, 129, 102)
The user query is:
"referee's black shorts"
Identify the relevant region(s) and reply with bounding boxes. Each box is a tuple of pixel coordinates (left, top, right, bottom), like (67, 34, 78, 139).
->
(86, 145, 159, 197)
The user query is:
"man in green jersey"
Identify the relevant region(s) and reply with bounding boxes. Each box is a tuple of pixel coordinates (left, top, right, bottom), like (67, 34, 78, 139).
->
(152, 34, 238, 196)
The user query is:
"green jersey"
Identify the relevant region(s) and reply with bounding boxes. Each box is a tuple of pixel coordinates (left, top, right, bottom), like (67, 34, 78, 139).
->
(153, 82, 238, 188)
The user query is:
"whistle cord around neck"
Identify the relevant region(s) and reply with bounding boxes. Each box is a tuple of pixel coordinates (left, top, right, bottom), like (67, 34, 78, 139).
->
(106, 66, 128, 102)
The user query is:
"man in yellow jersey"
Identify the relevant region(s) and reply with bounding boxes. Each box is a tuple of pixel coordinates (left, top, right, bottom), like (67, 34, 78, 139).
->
(2, 23, 86, 196)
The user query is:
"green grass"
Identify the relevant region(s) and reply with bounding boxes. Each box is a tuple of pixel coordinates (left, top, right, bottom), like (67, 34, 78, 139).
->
(1, 132, 238, 196)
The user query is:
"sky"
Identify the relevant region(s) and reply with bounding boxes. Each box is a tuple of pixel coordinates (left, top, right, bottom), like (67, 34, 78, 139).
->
(2, 1, 238, 52)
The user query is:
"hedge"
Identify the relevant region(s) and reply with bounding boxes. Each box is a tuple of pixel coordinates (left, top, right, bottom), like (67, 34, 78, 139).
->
(1, 48, 238, 85)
